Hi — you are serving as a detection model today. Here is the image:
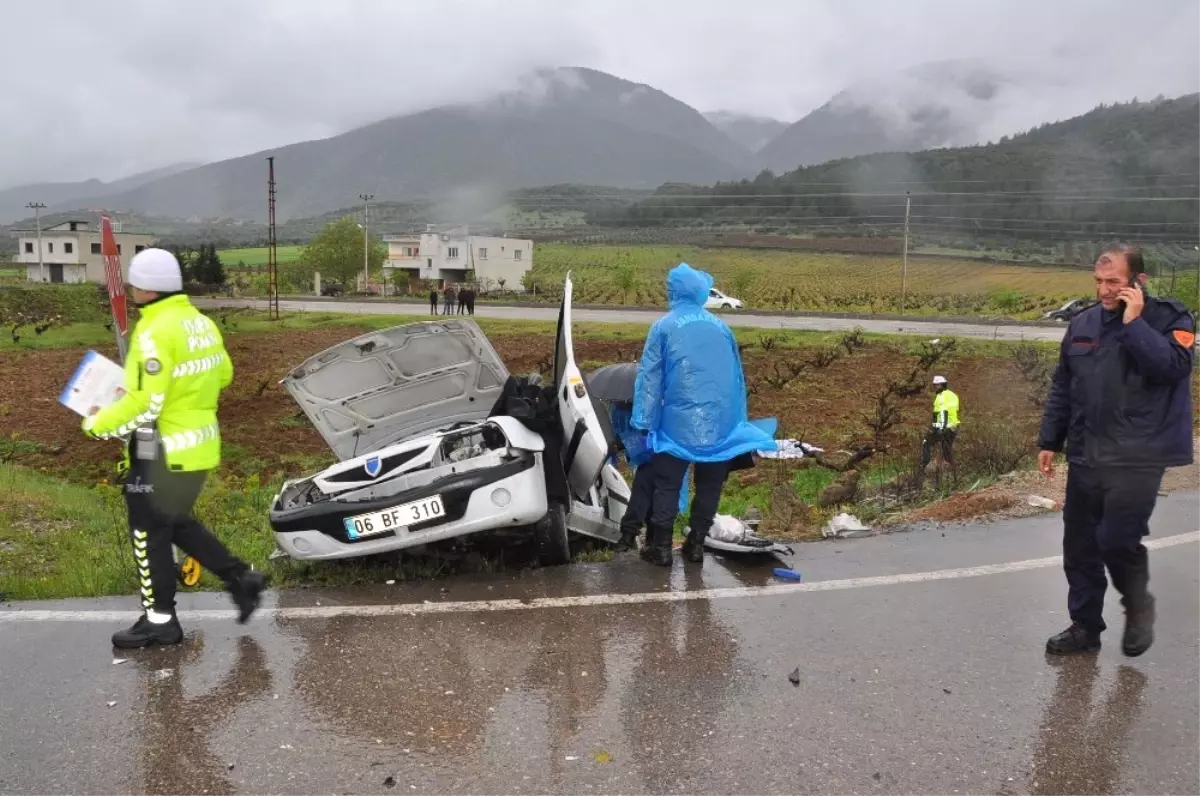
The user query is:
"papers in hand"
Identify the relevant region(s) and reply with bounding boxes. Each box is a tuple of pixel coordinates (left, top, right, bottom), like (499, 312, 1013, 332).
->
(59, 350, 126, 417)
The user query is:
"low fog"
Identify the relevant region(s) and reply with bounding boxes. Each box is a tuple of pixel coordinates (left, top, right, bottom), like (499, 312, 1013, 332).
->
(1, 0, 1196, 188)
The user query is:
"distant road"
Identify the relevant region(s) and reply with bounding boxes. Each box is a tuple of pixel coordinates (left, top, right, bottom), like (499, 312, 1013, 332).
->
(194, 297, 1067, 343)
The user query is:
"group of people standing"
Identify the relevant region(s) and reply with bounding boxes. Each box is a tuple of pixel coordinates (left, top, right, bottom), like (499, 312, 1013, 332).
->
(429, 285, 476, 316)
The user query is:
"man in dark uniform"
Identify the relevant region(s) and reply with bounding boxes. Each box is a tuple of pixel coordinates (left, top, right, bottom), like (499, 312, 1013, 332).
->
(1038, 243, 1195, 657)
(429, 288, 438, 315)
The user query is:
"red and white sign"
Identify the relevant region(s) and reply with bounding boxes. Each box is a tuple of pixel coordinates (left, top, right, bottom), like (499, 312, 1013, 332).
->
(100, 215, 129, 360)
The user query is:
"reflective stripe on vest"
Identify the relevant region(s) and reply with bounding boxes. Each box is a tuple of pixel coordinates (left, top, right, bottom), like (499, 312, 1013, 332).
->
(161, 423, 220, 454)
(172, 353, 225, 378)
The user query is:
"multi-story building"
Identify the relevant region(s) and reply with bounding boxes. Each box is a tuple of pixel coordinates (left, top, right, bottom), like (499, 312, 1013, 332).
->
(13, 219, 157, 284)
(383, 225, 533, 290)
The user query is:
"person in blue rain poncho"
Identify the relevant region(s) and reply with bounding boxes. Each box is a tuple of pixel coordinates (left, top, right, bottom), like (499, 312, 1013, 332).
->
(631, 263, 777, 566)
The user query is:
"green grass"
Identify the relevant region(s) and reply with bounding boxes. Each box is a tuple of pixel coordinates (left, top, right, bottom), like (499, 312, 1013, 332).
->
(218, 245, 304, 267)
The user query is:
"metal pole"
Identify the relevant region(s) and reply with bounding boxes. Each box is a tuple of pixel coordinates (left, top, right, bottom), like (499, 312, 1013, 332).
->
(900, 191, 910, 315)
(27, 202, 46, 282)
(266, 157, 279, 320)
(359, 193, 373, 294)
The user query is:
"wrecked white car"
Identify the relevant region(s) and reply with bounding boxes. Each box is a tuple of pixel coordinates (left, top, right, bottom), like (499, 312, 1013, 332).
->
(268, 275, 631, 566)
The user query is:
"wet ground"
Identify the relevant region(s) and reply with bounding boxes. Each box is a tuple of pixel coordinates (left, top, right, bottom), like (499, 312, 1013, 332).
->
(2, 493, 1197, 795)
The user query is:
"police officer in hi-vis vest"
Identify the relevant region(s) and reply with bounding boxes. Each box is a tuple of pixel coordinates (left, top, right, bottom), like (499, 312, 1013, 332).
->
(83, 248, 268, 649)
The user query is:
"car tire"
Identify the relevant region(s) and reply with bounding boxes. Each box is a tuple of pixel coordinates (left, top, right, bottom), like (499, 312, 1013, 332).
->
(535, 501, 571, 567)
(722, 302, 732, 309)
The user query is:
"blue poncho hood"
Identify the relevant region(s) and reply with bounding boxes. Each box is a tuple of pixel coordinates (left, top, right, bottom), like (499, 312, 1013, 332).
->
(667, 262, 713, 310)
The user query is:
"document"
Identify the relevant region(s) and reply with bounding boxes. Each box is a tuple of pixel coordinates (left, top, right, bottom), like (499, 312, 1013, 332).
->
(58, 350, 127, 417)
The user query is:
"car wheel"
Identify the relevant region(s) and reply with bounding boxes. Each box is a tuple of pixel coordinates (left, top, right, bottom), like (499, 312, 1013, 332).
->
(534, 501, 571, 566)
(722, 302, 732, 309)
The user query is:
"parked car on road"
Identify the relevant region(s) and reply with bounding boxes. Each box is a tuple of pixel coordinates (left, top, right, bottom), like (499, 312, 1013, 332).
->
(320, 282, 344, 297)
(1042, 298, 1095, 322)
(705, 287, 743, 310)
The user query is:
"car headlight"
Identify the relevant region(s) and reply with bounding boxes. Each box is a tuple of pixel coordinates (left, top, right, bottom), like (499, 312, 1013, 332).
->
(491, 488, 511, 507)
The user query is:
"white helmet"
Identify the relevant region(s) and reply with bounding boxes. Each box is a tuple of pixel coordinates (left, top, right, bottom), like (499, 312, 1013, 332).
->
(932, 375, 948, 385)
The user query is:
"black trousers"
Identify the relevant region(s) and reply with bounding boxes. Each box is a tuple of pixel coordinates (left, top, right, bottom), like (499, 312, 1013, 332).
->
(429, 298, 437, 315)
(1062, 465, 1163, 634)
(921, 428, 956, 465)
(618, 461, 656, 539)
(647, 453, 730, 542)
(123, 457, 246, 615)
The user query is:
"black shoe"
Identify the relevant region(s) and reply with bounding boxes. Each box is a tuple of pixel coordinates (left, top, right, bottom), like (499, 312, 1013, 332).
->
(112, 614, 183, 649)
(614, 532, 639, 555)
(681, 537, 705, 563)
(1122, 593, 1155, 657)
(1046, 622, 1102, 655)
(228, 570, 270, 624)
(639, 545, 672, 567)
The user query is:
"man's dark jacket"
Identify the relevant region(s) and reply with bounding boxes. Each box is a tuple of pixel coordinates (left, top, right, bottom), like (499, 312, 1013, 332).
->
(1037, 292, 1195, 469)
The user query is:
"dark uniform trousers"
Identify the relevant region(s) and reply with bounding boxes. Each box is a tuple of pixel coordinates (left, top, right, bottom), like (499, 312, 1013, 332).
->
(124, 455, 246, 615)
(647, 453, 731, 545)
(1062, 464, 1164, 634)
(921, 428, 956, 466)
(618, 461, 656, 541)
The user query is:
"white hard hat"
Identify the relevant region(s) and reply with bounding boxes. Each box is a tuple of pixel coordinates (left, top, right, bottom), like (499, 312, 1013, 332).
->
(128, 248, 182, 293)
(932, 375, 948, 385)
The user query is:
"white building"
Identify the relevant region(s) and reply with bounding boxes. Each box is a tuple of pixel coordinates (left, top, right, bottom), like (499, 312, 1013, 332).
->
(14, 219, 157, 284)
(383, 225, 532, 290)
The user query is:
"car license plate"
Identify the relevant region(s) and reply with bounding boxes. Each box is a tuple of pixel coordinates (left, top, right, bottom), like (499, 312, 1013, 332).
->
(343, 495, 445, 539)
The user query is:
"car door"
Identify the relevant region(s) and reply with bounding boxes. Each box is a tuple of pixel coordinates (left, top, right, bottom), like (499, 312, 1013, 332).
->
(554, 273, 615, 499)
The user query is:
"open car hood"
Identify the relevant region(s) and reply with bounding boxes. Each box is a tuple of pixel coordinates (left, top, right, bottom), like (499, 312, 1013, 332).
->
(282, 320, 510, 461)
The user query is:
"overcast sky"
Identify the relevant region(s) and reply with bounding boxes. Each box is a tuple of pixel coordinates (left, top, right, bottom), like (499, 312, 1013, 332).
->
(2, 0, 1196, 189)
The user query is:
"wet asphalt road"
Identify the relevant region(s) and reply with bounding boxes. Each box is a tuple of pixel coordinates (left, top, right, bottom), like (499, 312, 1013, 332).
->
(2, 493, 1196, 795)
(194, 298, 1067, 343)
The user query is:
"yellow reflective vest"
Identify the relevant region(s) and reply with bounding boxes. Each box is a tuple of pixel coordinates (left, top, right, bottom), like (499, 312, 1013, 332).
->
(932, 389, 960, 431)
(83, 294, 232, 471)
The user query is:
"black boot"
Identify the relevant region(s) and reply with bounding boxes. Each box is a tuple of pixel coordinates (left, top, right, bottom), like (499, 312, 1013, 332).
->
(228, 570, 270, 624)
(1122, 593, 1155, 657)
(681, 531, 706, 563)
(112, 614, 184, 649)
(639, 525, 673, 567)
(614, 531, 640, 555)
(1045, 622, 1102, 655)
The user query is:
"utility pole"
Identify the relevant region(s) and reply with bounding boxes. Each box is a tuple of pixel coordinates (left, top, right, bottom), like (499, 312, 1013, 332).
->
(266, 157, 279, 320)
(26, 202, 46, 282)
(900, 191, 911, 316)
(359, 193, 374, 294)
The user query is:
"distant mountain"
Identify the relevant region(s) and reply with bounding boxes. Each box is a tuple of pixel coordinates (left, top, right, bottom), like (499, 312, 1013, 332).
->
(703, 111, 790, 152)
(46, 68, 750, 222)
(759, 60, 1013, 173)
(599, 94, 1200, 240)
(0, 163, 200, 224)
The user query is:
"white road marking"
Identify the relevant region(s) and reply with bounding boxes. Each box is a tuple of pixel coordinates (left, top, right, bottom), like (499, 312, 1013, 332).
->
(2, 531, 1196, 624)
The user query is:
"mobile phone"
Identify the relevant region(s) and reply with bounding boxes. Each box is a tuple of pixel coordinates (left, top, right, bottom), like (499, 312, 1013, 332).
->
(1118, 275, 1142, 311)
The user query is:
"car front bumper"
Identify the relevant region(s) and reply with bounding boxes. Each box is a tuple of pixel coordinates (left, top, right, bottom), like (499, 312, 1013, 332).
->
(270, 453, 548, 560)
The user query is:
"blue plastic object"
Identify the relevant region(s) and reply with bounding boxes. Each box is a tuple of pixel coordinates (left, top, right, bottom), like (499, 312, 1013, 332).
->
(631, 263, 777, 462)
(773, 568, 803, 581)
